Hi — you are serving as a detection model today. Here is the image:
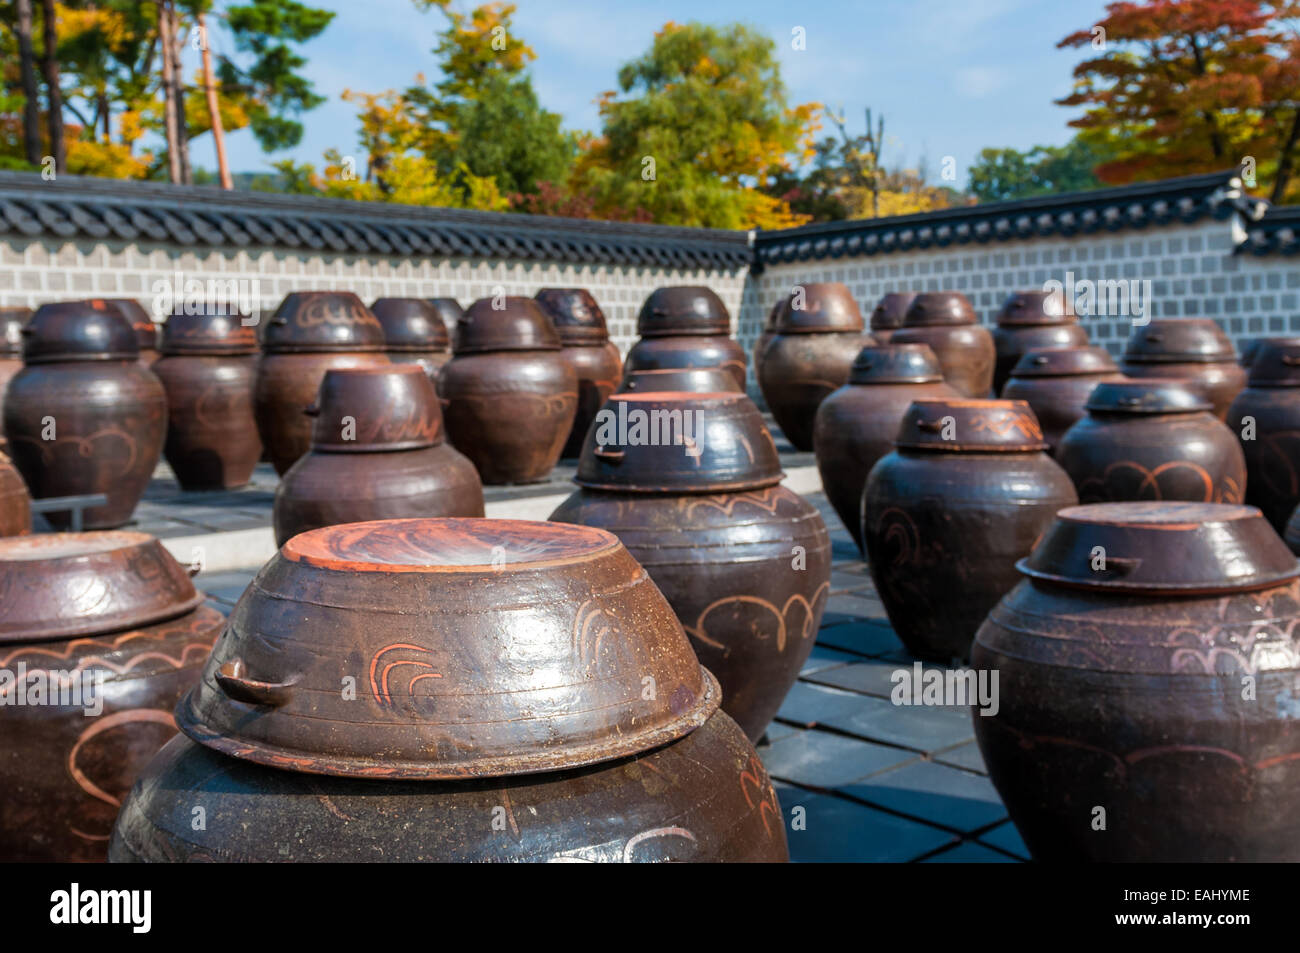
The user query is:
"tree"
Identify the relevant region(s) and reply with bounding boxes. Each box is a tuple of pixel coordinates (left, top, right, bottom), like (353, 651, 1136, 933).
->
(14, 0, 40, 165)
(576, 21, 819, 228)
(197, 11, 231, 188)
(40, 0, 64, 171)
(969, 137, 1116, 202)
(1058, 0, 1300, 203)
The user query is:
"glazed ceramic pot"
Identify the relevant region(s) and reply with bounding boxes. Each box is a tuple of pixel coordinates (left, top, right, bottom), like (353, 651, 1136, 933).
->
(890, 292, 995, 398)
(974, 502, 1300, 862)
(990, 290, 1089, 395)
(1227, 339, 1300, 532)
(427, 298, 464, 345)
(869, 292, 917, 344)
(1286, 502, 1300, 555)
(617, 367, 742, 394)
(0, 307, 28, 456)
(813, 344, 957, 551)
(3, 301, 166, 529)
(111, 518, 786, 862)
(535, 288, 623, 458)
(1001, 346, 1126, 453)
(371, 297, 452, 384)
(154, 309, 261, 491)
(1241, 336, 1300, 369)
(1057, 379, 1246, 504)
(625, 286, 746, 390)
(756, 282, 873, 452)
(440, 297, 577, 484)
(550, 392, 831, 742)
(254, 292, 389, 475)
(752, 302, 780, 376)
(1120, 319, 1246, 419)
(0, 531, 222, 861)
(862, 398, 1078, 662)
(273, 365, 484, 546)
(0, 452, 31, 535)
(100, 299, 160, 367)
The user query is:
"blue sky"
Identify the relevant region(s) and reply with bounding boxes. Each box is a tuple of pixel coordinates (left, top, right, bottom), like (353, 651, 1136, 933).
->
(200, 0, 1109, 187)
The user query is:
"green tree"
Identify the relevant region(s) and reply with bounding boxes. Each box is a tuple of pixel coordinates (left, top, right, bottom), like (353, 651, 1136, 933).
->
(969, 138, 1116, 202)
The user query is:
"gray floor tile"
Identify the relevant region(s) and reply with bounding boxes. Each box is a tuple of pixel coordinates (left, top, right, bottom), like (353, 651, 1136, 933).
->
(800, 643, 863, 675)
(978, 820, 1031, 860)
(776, 785, 957, 862)
(922, 841, 1019, 863)
(816, 693, 976, 753)
(843, 759, 1007, 832)
(805, 658, 909, 699)
(761, 729, 917, 788)
(933, 741, 988, 774)
(822, 590, 885, 625)
(816, 619, 904, 657)
(775, 681, 869, 728)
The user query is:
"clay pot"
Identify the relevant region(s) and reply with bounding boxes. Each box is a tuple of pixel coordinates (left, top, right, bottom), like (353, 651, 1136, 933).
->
(273, 366, 484, 545)
(99, 298, 160, 367)
(756, 282, 873, 451)
(0, 307, 29, 456)
(862, 398, 1078, 662)
(371, 297, 451, 383)
(1057, 378, 1246, 504)
(1001, 346, 1126, 453)
(974, 501, 1300, 862)
(1242, 336, 1300, 369)
(1286, 503, 1300, 555)
(550, 392, 831, 742)
(890, 292, 995, 398)
(0, 452, 31, 535)
(535, 289, 623, 458)
(813, 344, 958, 551)
(154, 309, 261, 491)
(3, 301, 165, 529)
(869, 292, 917, 344)
(752, 302, 780, 375)
(427, 298, 464, 341)
(1227, 339, 1300, 533)
(1120, 319, 1246, 419)
(991, 290, 1090, 395)
(626, 286, 746, 390)
(254, 292, 389, 475)
(618, 367, 742, 394)
(0, 531, 222, 861)
(440, 297, 577, 484)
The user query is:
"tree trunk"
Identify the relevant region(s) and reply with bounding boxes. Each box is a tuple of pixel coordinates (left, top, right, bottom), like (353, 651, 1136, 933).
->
(198, 13, 232, 189)
(1270, 108, 1300, 204)
(158, 2, 182, 183)
(169, 5, 192, 185)
(39, 0, 64, 172)
(16, 0, 41, 166)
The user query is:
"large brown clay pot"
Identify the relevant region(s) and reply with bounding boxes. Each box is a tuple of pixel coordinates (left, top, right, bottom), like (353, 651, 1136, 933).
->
(862, 398, 1077, 662)
(625, 286, 747, 390)
(890, 292, 995, 398)
(1120, 319, 1246, 420)
(751, 301, 780, 375)
(549, 392, 831, 742)
(0, 531, 222, 861)
(1057, 378, 1246, 504)
(0, 307, 29, 456)
(440, 297, 577, 484)
(3, 301, 165, 529)
(1001, 346, 1126, 453)
(274, 365, 484, 545)
(618, 366, 742, 394)
(100, 298, 160, 367)
(1227, 339, 1300, 533)
(0, 452, 31, 535)
(112, 518, 785, 862)
(991, 290, 1090, 395)
(372, 297, 451, 384)
(813, 344, 957, 552)
(974, 502, 1300, 862)
(1286, 502, 1300, 555)
(427, 298, 464, 346)
(757, 282, 873, 451)
(536, 288, 623, 458)
(869, 292, 917, 344)
(254, 292, 389, 475)
(154, 309, 261, 491)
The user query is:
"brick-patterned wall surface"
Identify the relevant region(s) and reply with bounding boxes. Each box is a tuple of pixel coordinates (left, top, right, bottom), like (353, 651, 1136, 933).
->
(0, 237, 749, 357)
(746, 220, 1300, 371)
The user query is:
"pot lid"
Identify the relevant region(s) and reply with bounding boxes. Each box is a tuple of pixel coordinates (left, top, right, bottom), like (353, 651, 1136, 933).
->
(176, 518, 720, 779)
(902, 291, 977, 327)
(453, 297, 561, 353)
(0, 531, 204, 644)
(160, 309, 257, 355)
(996, 290, 1075, 326)
(636, 286, 731, 337)
(1009, 346, 1119, 379)
(22, 299, 139, 363)
(848, 343, 945, 384)
(99, 298, 160, 351)
(0, 307, 29, 356)
(261, 292, 386, 353)
(371, 298, 450, 353)
(1122, 318, 1235, 364)
(771, 282, 864, 333)
(1018, 502, 1300, 593)
(575, 392, 783, 492)
(1085, 378, 1211, 414)
(427, 297, 463, 334)
(894, 398, 1048, 451)
(307, 365, 443, 452)
(762, 300, 781, 332)
(535, 288, 609, 345)
(870, 292, 917, 332)
(617, 367, 743, 394)
(1246, 339, 1300, 387)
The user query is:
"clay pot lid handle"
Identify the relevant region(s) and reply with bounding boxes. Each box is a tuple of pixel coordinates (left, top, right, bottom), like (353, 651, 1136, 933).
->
(594, 445, 625, 462)
(303, 403, 320, 418)
(1094, 556, 1140, 580)
(269, 315, 289, 326)
(1031, 355, 1050, 365)
(215, 659, 297, 707)
(916, 418, 945, 433)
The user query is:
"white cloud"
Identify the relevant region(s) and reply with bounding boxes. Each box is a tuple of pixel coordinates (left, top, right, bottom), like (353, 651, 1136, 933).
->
(954, 66, 1011, 99)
